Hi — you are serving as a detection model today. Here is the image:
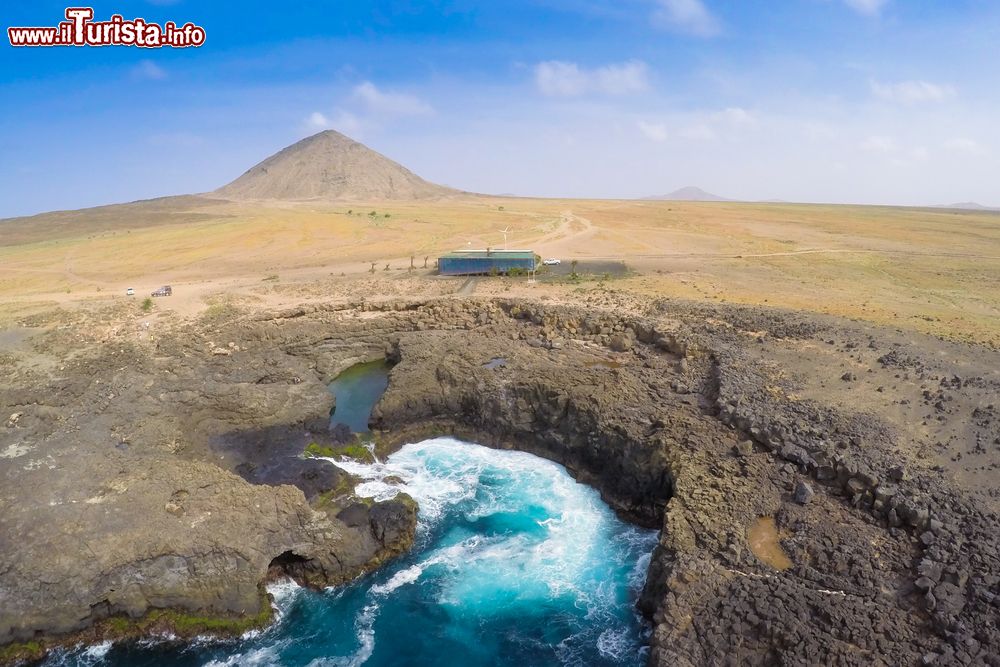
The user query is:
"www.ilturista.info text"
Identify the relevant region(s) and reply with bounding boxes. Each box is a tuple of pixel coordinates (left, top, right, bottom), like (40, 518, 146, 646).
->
(8, 7, 205, 48)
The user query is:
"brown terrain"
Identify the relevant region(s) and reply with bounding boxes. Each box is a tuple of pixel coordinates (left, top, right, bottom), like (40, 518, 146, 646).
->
(0, 131, 998, 665)
(215, 130, 461, 201)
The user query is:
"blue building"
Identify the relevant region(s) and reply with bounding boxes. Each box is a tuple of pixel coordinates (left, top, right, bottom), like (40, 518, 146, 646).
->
(438, 250, 536, 276)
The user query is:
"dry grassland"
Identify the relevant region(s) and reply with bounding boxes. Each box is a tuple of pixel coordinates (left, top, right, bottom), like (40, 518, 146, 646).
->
(1, 196, 997, 345)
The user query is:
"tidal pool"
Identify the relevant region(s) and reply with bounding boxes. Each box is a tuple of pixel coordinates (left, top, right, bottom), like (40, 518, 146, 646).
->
(328, 360, 391, 433)
(46, 438, 657, 667)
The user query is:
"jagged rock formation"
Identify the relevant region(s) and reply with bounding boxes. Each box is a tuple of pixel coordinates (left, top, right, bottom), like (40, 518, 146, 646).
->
(1, 295, 999, 665)
(214, 130, 459, 201)
(0, 316, 417, 651)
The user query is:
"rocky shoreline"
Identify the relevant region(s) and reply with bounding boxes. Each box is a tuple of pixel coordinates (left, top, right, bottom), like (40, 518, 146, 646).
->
(1, 295, 998, 665)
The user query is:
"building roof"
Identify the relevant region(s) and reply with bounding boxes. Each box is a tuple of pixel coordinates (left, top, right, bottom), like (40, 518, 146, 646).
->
(439, 249, 535, 260)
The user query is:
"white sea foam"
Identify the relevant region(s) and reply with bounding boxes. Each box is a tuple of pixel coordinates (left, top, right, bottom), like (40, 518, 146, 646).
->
(104, 630, 177, 652)
(306, 603, 378, 667)
(44, 641, 113, 667)
(350, 480, 399, 501)
(331, 438, 647, 624)
(80, 641, 112, 660)
(267, 577, 303, 603)
(266, 577, 304, 624)
(202, 644, 285, 667)
(597, 626, 632, 660)
(629, 550, 654, 591)
(45, 438, 655, 667)
(370, 562, 424, 594)
(135, 632, 175, 647)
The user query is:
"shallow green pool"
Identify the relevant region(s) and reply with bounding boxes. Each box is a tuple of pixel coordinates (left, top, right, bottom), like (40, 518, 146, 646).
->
(328, 359, 391, 433)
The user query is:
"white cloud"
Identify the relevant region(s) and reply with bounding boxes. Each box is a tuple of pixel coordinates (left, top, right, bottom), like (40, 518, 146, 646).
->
(301, 82, 428, 138)
(637, 120, 669, 142)
(710, 107, 755, 126)
(909, 146, 929, 162)
(843, 0, 889, 16)
(303, 109, 365, 137)
(332, 110, 364, 135)
(534, 60, 650, 97)
(131, 60, 167, 81)
(351, 81, 433, 116)
(652, 0, 721, 37)
(860, 135, 896, 153)
(870, 79, 956, 104)
(594, 61, 651, 95)
(535, 62, 588, 96)
(631, 107, 755, 145)
(943, 138, 986, 155)
(306, 112, 330, 130)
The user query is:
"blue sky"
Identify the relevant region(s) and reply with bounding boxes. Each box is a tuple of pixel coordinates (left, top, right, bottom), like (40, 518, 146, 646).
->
(1, 0, 998, 217)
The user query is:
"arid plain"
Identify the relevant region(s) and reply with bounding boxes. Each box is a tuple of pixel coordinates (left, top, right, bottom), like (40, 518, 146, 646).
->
(2, 194, 999, 347)
(2, 131, 1000, 665)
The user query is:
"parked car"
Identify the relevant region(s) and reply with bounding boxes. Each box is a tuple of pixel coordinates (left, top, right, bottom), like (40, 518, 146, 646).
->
(151, 285, 173, 297)
(126, 287, 135, 296)
(542, 258, 561, 266)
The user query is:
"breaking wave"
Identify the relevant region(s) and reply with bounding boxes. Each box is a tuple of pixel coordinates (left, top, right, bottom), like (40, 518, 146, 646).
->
(43, 438, 656, 666)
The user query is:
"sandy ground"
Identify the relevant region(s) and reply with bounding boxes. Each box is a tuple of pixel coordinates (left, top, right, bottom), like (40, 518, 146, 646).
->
(2, 194, 999, 663)
(0, 196, 998, 346)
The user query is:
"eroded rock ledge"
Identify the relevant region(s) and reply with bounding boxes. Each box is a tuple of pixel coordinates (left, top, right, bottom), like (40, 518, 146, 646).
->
(1, 295, 998, 665)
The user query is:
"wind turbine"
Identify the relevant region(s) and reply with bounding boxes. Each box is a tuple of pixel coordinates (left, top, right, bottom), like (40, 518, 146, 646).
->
(499, 226, 511, 250)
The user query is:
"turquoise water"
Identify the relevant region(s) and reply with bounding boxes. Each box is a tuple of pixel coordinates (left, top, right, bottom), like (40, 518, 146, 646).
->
(328, 360, 391, 433)
(45, 438, 657, 667)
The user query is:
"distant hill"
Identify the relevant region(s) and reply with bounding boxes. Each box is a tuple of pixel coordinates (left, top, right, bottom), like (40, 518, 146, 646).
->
(0, 194, 225, 247)
(0, 130, 464, 246)
(642, 186, 732, 202)
(215, 130, 459, 201)
(932, 202, 1000, 212)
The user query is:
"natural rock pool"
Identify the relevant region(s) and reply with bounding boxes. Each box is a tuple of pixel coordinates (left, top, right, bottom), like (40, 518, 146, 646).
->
(46, 438, 657, 666)
(328, 360, 391, 434)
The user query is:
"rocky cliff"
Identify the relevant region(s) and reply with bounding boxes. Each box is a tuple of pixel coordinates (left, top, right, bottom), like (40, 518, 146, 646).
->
(1, 295, 998, 664)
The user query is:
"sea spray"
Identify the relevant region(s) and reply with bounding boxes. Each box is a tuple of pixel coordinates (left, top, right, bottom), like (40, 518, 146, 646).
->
(44, 438, 657, 667)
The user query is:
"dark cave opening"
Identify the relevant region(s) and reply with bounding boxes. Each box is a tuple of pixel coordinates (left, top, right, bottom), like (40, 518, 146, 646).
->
(267, 550, 313, 584)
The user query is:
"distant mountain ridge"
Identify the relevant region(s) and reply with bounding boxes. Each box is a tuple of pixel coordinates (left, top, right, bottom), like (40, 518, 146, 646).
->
(642, 186, 731, 202)
(932, 202, 1000, 212)
(215, 130, 459, 201)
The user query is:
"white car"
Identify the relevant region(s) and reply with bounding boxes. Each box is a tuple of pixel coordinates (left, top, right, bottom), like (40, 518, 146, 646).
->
(542, 258, 561, 266)
(126, 288, 135, 296)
